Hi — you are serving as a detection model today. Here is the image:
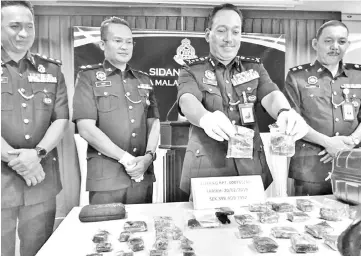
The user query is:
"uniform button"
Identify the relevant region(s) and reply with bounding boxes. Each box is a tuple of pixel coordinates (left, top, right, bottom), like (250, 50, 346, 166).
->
(130, 119, 135, 123)
(43, 89, 47, 93)
(335, 118, 339, 122)
(331, 80, 335, 84)
(19, 73, 23, 77)
(196, 149, 200, 154)
(232, 120, 236, 124)
(247, 87, 251, 91)
(24, 119, 29, 124)
(333, 91, 337, 95)
(132, 133, 136, 137)
(146, 93, 149, 97)
(209, 88, 213, 92)
(98, 152, 102, 155)
(302, 144, 306, 147)
(20, 88, 25, 93)
(334, 106, 338, 109)
(22, 103, 27, 108)
(353, 94, 356, 98)
(227, 93, 231, 97)
(53, 157, 57, 161)
(129, 106, 133, 110)
(25, 134, 31, 140)
(123, 80, 127, 83)
(226, 80, 229, 83)
(310, 94, 314, 98)
(133, 148, 137, 152)
(126, 92, 130, 96)
(104, 92, 109, 96)
(230, 107, 234, 111)
(335, 132, 340, 136)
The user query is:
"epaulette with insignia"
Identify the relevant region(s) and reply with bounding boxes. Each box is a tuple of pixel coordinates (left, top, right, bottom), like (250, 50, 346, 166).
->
(289, 63, 311, 72)
(133, 69, 150, 76)
(239, 56, 261, 63)
(183, 56, 208, 66)
(33, 53, 62, 65)
(345, 63, 361, 70)
(79, 63, 103, 71)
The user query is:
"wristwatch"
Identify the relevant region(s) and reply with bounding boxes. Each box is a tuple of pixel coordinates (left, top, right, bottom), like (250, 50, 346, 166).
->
(277, 108, 291, 117)
(35, 146, 47, 158)
(350, 135, 360, 146)
(145, 150, 157, 161)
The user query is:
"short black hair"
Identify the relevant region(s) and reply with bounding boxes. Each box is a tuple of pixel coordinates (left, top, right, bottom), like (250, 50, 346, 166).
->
(100, 16, 131, 40)
(207, 3, 243, 29)
(1, 1, 34, 16)
(316, 20, 349, 40)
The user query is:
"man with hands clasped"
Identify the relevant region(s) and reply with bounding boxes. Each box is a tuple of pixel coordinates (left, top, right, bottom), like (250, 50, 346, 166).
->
(283, 20, 361, 196)
(177, 3, 309, 196)
(73, 17, 160, 204)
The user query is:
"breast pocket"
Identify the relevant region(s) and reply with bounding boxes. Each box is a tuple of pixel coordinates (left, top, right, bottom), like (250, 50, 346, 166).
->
(234, 79, 258, 103)
(200, 84, 222, 112)
(32, 83, 56, 111)
(138, 89, 150, 110)
(1, 83, 14, 111)
(300, 89, 328, 114)
(93, 88, 120, 112)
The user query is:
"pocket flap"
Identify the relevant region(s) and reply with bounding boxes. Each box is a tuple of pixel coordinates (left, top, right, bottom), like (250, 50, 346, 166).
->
(93, 87, 120, 97)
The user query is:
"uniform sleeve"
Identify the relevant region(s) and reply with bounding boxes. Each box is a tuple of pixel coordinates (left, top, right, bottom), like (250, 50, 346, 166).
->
(72, 71, 98, 121)
(176, 68, 203, 116)
(257, 63, 279, 101)
(51, 67, 69, 121)
(147, 83, 160, 119)
(282, 71, 302, 114)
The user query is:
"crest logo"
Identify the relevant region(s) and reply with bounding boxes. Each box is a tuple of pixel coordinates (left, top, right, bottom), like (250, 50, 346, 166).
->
(173, 38, 198, 65)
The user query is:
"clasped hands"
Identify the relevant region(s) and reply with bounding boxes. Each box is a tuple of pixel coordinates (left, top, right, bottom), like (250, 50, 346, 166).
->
(118, 152, 152, 182)
(7, 149, 45, 186)
(199, 109, 309, 142)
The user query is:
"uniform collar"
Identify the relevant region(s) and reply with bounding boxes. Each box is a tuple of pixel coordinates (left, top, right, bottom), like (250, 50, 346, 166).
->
(313, 59, 349, 77)
(208, 54, 238, 70)
(103, 59, 134, 76)
(1, 47, 35, 67)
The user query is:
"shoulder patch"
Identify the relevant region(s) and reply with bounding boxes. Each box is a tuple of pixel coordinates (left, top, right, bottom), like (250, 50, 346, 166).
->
(344, 63, 361, 70)
(79, 63, 103, 71)
(33, 53, 62, 65)
(183, 56, 208, 66)
(239, 56, 261, 63)
(289, 63, 311, 72)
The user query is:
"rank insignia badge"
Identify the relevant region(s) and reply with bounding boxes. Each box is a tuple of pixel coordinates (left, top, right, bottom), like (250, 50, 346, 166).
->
(43, 97, 52, 104)
(28, 73, 57, 83)
(307, 76, 318, 85)
(95, 81, 111, 87)
(96, 71, 106, 81)
(205, 70, 216, 80)
(231, 69, 259, 86)
(138, 84, 153, 90)
(341, 84, 361, 89)
(38, 64, 46, 73)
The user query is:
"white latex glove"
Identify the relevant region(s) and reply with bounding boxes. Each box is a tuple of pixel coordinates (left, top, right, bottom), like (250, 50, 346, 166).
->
(118, 152, 136, 169)
(276, 108, 309, 141)
(199, 111, 236, 141)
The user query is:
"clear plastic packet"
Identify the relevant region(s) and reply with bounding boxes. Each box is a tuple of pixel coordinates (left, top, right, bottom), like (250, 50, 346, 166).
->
(248, 203, 272, 212)
(124, 221, 148, 232)
(269, 123, 295, 157)
(150, 249, 168, 256)
(305, 221, 334, 239)
(128, 236, 145, 252)
(180, 236, 194, 250)
(291, 234, 318, 253)
(95, 242, 112, 253)
(324, 234, 338, 251)
(226, 125, 254, 159)
(271, 226, 298, 239)
(86, 254, 103, 256)
(348, 205, 361, 220)
(153, 237, 169, 251)
(186, 210, 221, 229)
(320, 198, 349, 221)
(287, 212, 310, 222)
(115, 251, 134, 256)
(238, 224, 262, 238)
(234, 214, 255, 225)
(119, 231, 132, 242)
(271, 202, 294, 212)
(252, 236, 278, 253)
(257, 210, 279, 224)
(296, 199, 314, 212)
(182, 249, 196, 256)
(92, 230, 110, 243)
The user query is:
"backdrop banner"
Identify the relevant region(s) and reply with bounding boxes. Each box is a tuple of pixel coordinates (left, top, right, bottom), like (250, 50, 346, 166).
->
(74, 27, 285, 131)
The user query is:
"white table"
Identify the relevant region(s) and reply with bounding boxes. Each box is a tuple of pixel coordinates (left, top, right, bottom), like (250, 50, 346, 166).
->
(36, 196, 352, 256)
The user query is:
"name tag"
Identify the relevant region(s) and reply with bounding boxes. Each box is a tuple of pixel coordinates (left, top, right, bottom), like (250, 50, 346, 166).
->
(341, 84, 361, 89)
(191, 176, 265, 210)
(202, 78, 217, 86)
(232, 69, 260, 86)
(95, 81, 111, 87)
(28, 73, 57, 83)
(138, 84, 152, 90)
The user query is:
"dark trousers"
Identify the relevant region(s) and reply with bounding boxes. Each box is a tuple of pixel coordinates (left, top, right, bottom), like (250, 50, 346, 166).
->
(1, 198, 56, 256)
(294, 179, 333, 196)
(89, 182, 153, 205)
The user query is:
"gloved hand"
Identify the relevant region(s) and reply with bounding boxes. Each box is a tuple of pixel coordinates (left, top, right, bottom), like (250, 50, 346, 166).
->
(118, 152, 136, 169)
(199, 111, 236, 141)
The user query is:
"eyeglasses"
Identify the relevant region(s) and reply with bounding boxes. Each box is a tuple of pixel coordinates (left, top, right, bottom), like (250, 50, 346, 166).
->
(103, 38, 136, 47)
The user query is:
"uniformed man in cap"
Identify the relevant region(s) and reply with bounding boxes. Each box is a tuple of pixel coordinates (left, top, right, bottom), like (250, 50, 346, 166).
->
(283, 20, 361, 196)
(177, 3, 309, 195)
(73, 17, 160, 204)
(1, 1, 69, 256)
